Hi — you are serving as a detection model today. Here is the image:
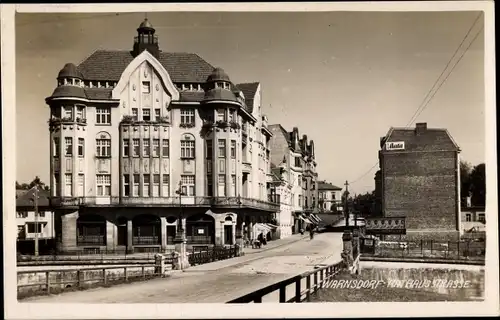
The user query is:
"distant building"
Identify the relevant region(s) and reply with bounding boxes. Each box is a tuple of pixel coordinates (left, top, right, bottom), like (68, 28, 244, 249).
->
(378, 123, 461, 240)
(317, 180, 343, 213)
(45, 19, 279, 253)
(268, 124, 319, 233)
(269, 163, 293, 239)
(16, 188, 54, 241)
(461, 206, 485, 234)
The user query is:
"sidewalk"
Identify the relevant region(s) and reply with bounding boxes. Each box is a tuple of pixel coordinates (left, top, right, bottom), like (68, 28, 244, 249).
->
(185, 234, 309, 272)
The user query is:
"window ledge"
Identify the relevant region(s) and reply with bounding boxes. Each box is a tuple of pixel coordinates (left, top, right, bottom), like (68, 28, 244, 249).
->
(95, 156, 112, 159)
(180, 157, 195, 160)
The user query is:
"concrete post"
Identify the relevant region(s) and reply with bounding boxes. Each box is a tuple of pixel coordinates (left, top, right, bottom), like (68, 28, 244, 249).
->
(160, 217, 167, 251)
(106, 220, 117, 251)
(341, 231, 354, 270)
(61, 211, 78, 252)
(127, 219, 133, 253)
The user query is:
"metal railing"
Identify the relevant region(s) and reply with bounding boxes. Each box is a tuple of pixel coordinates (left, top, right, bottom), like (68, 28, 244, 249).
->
(188, 245, 239, 266)
(77, 235, 105, 246)
(50, 196, 280, 212)
(227, 261, 345, 303)
(17, 264, 160, 299)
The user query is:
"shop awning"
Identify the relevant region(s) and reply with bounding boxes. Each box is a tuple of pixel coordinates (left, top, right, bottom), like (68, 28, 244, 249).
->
(254, 223, 273, 232)
(299, 216, 312, 224)
(266, 223, 278, 229)
(310, 214, 322, 224)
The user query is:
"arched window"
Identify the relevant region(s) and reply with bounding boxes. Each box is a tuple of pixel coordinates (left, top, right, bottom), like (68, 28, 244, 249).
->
(96, 132, 111, 157)
(180, 133, 195, 159)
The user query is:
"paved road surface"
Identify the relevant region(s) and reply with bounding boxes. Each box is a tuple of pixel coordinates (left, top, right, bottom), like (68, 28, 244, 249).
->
(22, 232, 343, 303)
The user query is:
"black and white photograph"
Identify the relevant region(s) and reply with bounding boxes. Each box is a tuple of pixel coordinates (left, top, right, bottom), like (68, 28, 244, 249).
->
(2, 2, 498, 319)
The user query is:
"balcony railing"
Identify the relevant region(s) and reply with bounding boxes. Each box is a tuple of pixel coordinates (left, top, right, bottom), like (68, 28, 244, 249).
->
(132, 236, 160, 245)
(50, 196, 280, 212)
(77, 235, 105, 246)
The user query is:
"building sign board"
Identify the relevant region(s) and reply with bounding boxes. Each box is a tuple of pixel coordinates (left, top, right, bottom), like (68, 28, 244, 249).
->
(365, 217, 406, 234)
(385, 141, 405, 151)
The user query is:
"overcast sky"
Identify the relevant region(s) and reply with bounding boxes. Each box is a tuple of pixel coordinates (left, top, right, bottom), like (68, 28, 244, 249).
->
(15, 11, 485, 194)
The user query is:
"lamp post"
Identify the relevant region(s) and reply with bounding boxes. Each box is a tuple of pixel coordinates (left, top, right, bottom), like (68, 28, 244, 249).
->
(33, 185, 40, 257)
(174, 180, 187, 270)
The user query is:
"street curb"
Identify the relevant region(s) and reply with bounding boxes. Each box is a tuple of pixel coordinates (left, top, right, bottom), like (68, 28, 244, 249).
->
(360, 256, 485, 266)
(243, 235, 310, 255)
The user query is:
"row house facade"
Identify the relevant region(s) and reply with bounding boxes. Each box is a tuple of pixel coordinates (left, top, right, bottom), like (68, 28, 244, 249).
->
(268, 124, 319, 234)
(46, 19, 279, 253)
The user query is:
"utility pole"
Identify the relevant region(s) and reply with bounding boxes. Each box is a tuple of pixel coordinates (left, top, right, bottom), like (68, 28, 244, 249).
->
(33, 185, 39, 257)
(344, 180, 349, 227)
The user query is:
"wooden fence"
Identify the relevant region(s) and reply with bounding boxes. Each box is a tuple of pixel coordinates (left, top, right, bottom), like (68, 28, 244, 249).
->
(227, 261, 346, 303)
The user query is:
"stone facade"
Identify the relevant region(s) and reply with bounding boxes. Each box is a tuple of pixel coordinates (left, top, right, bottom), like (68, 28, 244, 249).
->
(45, 19, 279, 252)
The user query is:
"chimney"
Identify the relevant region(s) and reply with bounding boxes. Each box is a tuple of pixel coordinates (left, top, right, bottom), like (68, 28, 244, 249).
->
(415, 122, 427, 134)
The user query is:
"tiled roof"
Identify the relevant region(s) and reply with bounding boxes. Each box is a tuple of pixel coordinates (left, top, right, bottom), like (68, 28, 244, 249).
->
(268, 124, 292, 148)
(50, 86, 87, 99)
(84, 88, 113, 100)
(383, 126, 460, 152)
(270, 167, 283, 182)
(178, 91, 205, 102)
(16, 188, 51, 208)
(318, 181, 342, 191)
(77, 50, 215, 83)
(235, 82, 259, 113)
(203, 88, 239, 103)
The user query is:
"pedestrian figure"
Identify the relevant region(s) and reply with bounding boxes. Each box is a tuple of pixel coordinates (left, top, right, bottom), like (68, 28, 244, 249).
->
(309, 226, 314, 240)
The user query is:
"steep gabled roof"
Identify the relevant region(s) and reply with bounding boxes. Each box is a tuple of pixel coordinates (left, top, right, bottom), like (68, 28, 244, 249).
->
(382, 125, 460, 152)
(235, 82, 259, 113)
(268, 124, 292, 148)
(76, 50, 215, 83)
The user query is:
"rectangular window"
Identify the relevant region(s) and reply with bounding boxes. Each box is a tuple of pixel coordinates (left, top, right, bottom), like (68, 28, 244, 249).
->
(96, 106, 111, 124)
(155, 109, 161, 120)
(27, 223, 43, 234)
(153, 174, 160, 197)
(465, 213, 471, 222)
(142, 81, 151, 94)
(207, 174, 213, 197)
(206, 140, 213, 159)
(63, 106, 73, 120)
(78, 174, 84, 196)
(76, 106, 85, 120)
(123, 140, 129, 157)
(162, 139, 169, 157)
(218, 174, 226, 196)
(53, 137, 60, 157)
(65, 174, 73, 196)
(181, 140, 195, 159)
(54, 173, 60, 196)
(229, 109, 235, 122)
(218, 139, 226, 158)
(123, 175, 130, 197)
(96, 139, 111, 157)
(132, 174, 140, 197)
(181, 175, 195, 196)
(162, 174, 169, 196)
(143, 175, 150, 197)
(132, 108, 138, 121)
(17, 211, 28, 218)
(96, 174, 111, 196)
(217, 109, 225, 122)
(78, 138, 84, 157)
(230, 140, 236, 158)
(478, 213, 485, 223)
(143, 139, 150, 157)
(152, 139, 160, 157)
(142, 109, 151, 121)
(65, 137, 73, 156)
(133, 139, 140, 157)
(180, 109, 195, 124)
(231, 174, 236, 196)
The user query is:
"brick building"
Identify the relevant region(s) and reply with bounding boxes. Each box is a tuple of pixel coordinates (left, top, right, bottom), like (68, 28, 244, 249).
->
(45, 19, 279, 253)
(378, 123, 461, 240)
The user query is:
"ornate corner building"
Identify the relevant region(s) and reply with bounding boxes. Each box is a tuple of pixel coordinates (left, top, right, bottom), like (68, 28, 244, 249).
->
(46, 19, 279, 253)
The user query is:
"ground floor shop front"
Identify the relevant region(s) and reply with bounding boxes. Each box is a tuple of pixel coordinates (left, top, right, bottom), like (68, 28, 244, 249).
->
(54, 207, 277, 253)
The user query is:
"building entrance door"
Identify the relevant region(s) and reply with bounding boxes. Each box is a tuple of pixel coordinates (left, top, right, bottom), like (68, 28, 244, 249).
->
(224, 225, 233, 245)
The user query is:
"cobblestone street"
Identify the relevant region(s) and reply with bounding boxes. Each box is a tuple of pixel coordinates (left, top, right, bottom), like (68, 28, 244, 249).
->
(22, 232, 343, 303)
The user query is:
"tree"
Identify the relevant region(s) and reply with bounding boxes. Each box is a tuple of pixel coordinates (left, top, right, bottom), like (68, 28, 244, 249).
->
(469, 163, 485, 207)
(460, 160, 472, 205)
(15, 176, 50, 191)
